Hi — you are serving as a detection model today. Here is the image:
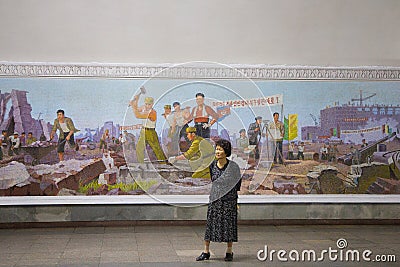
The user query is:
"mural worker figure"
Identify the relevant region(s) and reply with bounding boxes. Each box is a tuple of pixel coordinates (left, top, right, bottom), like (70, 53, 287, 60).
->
(26, 132, 37, 146)
(162, 104, 174, 156)
(361, 138, 368, 148)
(10, 132, 21, 155)
(248, 116, 263, 160)
(50, 109, 79, 162)
(171, 102, 190, 153)
(288, 141, 295, 160)
(329, 144, 339, 163)
(169, 127, 214, 178)
(39, 133, 46, 141)
(350, 145, 360, 165)
(297, 142, 305, 160)
(0, 130, 8, 160)
(111, 136, 119, 145)
(268, 112, 285, 164)
(190, 93, 219, 139)
(20, 132, 26, 146)
(99, 129, 110, 153)
(123, 130, 136, 151)
(130, 93, 167, 163)
(320, 144, 328, 160)
(118, 133, 124, 144)
(162, 104, 173, 123)
(236, 129, 249, 152)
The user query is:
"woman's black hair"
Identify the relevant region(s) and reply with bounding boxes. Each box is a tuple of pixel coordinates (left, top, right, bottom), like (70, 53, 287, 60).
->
(195, 92, 205, 98)
(215, 139, 232, 157)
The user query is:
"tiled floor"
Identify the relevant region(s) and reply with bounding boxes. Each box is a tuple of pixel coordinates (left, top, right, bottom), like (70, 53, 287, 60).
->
(0, 225, 398, 266)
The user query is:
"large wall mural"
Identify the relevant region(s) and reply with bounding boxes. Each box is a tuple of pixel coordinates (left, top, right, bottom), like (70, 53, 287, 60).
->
(0, 63, 399, 200)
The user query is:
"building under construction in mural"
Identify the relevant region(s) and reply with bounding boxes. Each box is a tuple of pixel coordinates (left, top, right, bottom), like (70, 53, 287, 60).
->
(302, 90, 400, 141)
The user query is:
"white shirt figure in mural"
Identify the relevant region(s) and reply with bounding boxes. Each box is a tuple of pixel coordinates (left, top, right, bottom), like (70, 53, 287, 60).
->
(267, 112, 285, 164)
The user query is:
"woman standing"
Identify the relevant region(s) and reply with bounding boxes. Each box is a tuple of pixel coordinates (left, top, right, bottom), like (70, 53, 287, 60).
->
(196, 139, 242, 262)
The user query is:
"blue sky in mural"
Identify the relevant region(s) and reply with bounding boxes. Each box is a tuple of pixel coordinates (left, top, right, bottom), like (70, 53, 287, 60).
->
(0, 78, 398, 138)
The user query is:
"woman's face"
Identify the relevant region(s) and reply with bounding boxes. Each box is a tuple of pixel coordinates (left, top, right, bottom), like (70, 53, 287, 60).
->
(215, 145, 226, 160)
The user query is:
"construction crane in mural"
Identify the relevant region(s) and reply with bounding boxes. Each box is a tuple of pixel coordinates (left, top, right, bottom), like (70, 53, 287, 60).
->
(310, 113, 319, 126)
(351, 89, 376, 106)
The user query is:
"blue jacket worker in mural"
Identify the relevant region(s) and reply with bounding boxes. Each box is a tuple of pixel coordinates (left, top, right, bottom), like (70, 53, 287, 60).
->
(189, 93, 219, 138)
(50, 109, 79, 162)
(196, 139, 242, 262)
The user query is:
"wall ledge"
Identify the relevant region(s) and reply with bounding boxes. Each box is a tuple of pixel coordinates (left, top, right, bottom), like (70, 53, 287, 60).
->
(0, 194, 399, 206)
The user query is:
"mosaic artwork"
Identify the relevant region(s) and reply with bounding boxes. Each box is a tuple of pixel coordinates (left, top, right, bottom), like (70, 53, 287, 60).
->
(0, 65, 399, 198)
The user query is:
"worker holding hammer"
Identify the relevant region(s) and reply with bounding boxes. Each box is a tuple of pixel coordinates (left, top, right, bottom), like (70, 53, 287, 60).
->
(129, 87, 167, 163)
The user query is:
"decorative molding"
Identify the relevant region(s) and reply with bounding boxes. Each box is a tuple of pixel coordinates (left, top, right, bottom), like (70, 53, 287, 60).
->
(0, 195, 399, 206)
(1, 62, 400, 80)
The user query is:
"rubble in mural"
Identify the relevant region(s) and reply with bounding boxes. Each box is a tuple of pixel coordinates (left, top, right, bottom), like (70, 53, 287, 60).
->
(273, 181, 307, 194)
(367, 177, 400, 194)
(0, 159, 106, 196)
(0, 161, 31, 192)
(0, 154, 25, 165)
(307, 165, 347, 194)
(305, 161, 400, 194)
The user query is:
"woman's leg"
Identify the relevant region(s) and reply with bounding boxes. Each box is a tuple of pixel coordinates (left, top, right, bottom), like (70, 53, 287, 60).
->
(226, 242, 233, 253)
(224, 242, 234, 261)
(204, 240, 210, 253)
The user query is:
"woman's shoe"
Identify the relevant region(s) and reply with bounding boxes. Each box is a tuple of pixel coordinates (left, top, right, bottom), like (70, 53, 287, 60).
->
(196, 252, 210, 261)
(224, 252, 233, 261)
